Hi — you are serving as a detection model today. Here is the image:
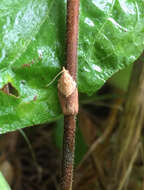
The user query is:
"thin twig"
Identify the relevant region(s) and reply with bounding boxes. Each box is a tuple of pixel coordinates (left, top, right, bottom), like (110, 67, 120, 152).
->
(58, 1, 80, 190)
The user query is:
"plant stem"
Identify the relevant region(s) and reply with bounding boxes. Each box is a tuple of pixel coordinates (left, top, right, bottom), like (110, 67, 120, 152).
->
(60, 0, 79, 190)
(66, 0, 79, 80)
(61, 116, 76, 190)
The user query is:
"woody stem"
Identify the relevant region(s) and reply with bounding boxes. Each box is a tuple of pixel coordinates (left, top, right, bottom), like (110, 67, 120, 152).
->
(60, 0, 79, 190)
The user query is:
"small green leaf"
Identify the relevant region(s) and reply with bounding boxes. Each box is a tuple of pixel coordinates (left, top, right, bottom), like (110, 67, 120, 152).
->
(0, 172, 11, 190)
(109, 64, 133, 91)
(75, 120, 88, 166)
(0, 0, 144, 133)
(53, 117, 64, 150)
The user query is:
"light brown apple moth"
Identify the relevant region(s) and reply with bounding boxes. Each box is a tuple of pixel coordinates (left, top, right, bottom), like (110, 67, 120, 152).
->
(58, 67, 76, 97)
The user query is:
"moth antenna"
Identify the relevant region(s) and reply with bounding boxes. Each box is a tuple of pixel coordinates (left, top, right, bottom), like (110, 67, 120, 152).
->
(46, 67, 65, 87)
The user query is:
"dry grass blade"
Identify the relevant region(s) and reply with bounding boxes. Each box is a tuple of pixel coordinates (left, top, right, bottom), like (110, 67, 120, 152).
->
(77, 98, 122, 170)
(109, 52, 144, 190)
(117, 143, 141, 190)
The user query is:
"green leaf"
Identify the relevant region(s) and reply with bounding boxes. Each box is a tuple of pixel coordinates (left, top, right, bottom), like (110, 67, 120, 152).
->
(75, 120, 88, 166)
(109, 63, 133, 91)
(53, 117, 64, 150)
(0, 0, 144, 133)
(0, 172, 11, 190)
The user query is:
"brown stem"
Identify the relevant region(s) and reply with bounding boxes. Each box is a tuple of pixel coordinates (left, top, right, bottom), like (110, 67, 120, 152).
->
(61, 116, 76, 190)
(66, 0, 79, 80)
(59, 0, 79, 190)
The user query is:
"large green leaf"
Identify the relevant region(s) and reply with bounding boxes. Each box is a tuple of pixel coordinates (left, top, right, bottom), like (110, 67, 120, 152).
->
(0, 172, 11, 190)
(0, 0, 144, 133)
